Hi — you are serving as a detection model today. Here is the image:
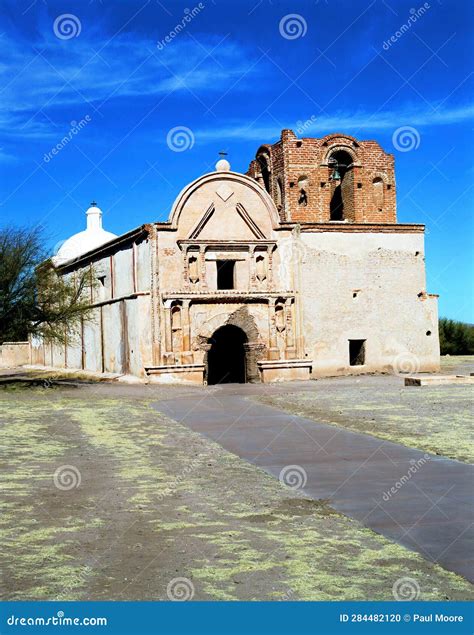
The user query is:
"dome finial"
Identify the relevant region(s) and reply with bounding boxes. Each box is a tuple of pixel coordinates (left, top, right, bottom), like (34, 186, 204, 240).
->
(86, 201, 103, 231)
(215, 151, 230, 172)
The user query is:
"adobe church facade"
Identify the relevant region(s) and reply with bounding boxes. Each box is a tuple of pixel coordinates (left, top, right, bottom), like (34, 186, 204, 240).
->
(32, 130, 440, 383)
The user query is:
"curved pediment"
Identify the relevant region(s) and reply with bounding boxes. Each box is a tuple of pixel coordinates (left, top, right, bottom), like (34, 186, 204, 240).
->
(188, 202, 266, 240)
(169, 170, 280, 240)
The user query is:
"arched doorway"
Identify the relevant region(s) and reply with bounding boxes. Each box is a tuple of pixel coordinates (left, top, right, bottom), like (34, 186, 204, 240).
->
(207, 325, 247, 384)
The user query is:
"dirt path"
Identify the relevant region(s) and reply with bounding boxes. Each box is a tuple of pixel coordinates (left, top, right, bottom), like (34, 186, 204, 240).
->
(1, 382, 473, 601)
(154, 386, 474, 583)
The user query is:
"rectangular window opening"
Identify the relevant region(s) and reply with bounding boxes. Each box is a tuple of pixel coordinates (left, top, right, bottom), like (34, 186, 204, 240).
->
(349, 339, 366, 366)
(216, 260, 235, 290)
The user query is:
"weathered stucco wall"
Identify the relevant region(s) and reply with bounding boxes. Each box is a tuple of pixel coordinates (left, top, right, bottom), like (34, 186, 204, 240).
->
(36, 234, 154, 377)
(66, 333, 82, 370)
(296, 231, 439, 375)
(113, 248, 133, 297)
(0, 342, 30, 367)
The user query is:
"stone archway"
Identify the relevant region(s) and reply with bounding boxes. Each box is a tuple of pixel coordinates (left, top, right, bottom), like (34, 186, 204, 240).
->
(194, 306, 267, 384)
(207, 325, 247, 384)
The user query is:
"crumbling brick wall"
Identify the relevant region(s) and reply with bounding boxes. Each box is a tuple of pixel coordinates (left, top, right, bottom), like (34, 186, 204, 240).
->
(247, 130, 397, 224)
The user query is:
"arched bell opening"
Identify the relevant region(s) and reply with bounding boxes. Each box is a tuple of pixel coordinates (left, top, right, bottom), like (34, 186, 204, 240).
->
(329, 150, 354, 221)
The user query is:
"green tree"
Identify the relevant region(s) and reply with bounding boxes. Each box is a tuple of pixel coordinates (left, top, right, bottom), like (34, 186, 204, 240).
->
(439, 317, 474, 355)
(0, 226, 95, 344)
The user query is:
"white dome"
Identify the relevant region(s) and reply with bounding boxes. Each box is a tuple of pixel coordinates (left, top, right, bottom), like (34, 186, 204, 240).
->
(53, 202, 117, 266)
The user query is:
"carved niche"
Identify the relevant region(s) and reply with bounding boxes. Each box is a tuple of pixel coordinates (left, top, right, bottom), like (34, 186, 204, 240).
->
(188, 254, 199, 284)
(255, 254, 267, 282)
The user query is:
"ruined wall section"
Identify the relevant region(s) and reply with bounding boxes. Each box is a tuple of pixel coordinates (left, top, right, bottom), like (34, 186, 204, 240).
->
(248, 130, 397, 224)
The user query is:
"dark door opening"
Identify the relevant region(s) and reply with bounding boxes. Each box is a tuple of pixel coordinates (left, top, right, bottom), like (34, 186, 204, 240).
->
(349, 339, 366, 366)
(216, 260, 235, 290)
(207, 325, 247, 384)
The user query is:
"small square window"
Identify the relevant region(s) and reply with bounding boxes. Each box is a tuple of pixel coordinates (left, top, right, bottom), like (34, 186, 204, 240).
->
(349, 339, 366, 366)
(216, 260, 235, 290)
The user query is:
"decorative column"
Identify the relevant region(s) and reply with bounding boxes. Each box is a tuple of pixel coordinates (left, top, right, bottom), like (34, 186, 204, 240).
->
(248, 245, 256, 290)
(181, 299, 193, 364)
(285, 298, 296, 359)
(267, 298, 279, 360)
(183, 246, 190, 289)
(267, 245, 273, 288)
(163, 301, 173, 364)
(199, 245, 207, 290)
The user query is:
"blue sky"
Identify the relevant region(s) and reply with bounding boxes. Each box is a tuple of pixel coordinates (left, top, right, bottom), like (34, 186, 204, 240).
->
(0, 0, 472, 321)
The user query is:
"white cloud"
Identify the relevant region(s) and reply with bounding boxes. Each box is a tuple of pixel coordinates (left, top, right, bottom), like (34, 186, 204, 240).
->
(1, 22, 472, 152)
(195, 103, 474, 143)
(0, 30, 261, 140)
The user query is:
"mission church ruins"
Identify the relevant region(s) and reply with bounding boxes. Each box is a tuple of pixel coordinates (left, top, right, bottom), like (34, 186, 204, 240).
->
(32, 130, 440, 384)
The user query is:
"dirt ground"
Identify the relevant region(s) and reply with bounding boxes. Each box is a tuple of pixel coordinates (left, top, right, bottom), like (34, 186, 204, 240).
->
(1, 362, 473, 601)
(257, 357, 474, 464)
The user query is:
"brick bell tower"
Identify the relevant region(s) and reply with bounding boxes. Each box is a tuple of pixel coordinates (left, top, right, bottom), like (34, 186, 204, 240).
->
(247, 129, 397, 224)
